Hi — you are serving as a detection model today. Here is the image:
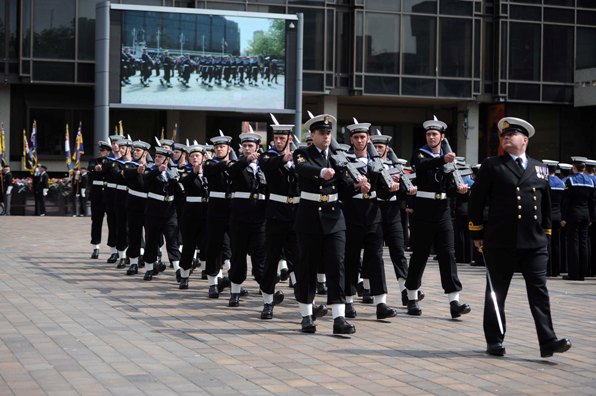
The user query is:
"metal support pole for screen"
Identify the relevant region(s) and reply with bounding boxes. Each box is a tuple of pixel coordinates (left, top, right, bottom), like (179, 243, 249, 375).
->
(294, 13, 304, 140)
(95, 1, 110, 157)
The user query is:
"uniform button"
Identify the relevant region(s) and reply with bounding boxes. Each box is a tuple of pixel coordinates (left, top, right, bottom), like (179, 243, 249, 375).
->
(533, 196, 537, 200)
(518, 214, 522, 219)
(319, 185, 323, 190)
(534, 205, 537, 210)
(332, 207, 335, 211)
(332, 185, 336, 190)
(534, 215, 538, 220)
(517, 196, 521, 200)
(516, 187, 520, 191)
(318, 207, 322, 211)
(532, 187, 536, 192)
(518, 205, 522, 210)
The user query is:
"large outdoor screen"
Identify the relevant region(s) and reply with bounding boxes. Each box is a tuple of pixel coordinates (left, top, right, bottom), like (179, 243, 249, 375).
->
(109, 5, 297, 113)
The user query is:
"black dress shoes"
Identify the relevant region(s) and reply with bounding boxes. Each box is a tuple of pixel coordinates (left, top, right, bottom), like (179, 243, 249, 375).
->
(273, 290, 284, 306)
(143, 270, 153, 281)
(362, 289, 373, 304)
(138, 256, 145, 268)
(333, 316, 356, 335)
(217, 276, 231, 293)
(126, 264, 138, 275)
(407, 300, 422, 316)
(540, 338, 572, 358)
(401, 289, 425, 306)
(229, 293, 240, 307)
(155, 262, 166, 274)
(317, 281, 328, 295)
(179, 278, 189, 290)
(208, 285, 219, 298)
(450, 301, 471, 318)
(279, 268, 289, 281)
(240, 288, 249, 297)
(90, 249, 99, 259)
(107, 253, 119, 264)
(261, 303, 274, 319)
(116, 258, 126, 269)
(312, 304, 328, 321)
(301, 316, 316, 333)
(487, 342, 506, 356)
(376, 303, 398, 320)
(345, 303, 357, 318)
(175, 269, 181, 283)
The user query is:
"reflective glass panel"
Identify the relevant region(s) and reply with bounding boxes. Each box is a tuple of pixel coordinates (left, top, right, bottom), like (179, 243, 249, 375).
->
(366, 0, 401, 12)
(365, 13, 399, 74)
(543, 25, 573, 83)
(403, 15, 436, 76)
(439, 18, 472, 78)
(402, 77, 435, 96)
(33, 0, 76, 59)
(576, 27, 596, 68)
(364, 75, 399, 94)
(78, 0, 101, 60)
(403, 0, 437, 13)
(290, 7, 324, 70)
(508, 22, 540, 81)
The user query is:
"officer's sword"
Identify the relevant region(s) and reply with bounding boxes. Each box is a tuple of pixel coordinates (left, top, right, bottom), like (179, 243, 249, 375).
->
(480, 247, 504, 335)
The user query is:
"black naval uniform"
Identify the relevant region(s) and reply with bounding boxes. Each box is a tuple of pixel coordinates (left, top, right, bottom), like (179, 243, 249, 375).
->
(178, 164, 209, 286)
(259, 148, 300, 298)
(88, 156, 108, 250)
(101, 154, 119, 259)
(227, 154, 268, 303)
(113, 158, 129, 267)
(469, 154, 565, 353)
(122, 159, 149, 275)
(547, 173, 565, 276)
(405, 146, 464, 303)
(33, 169, 49, 216)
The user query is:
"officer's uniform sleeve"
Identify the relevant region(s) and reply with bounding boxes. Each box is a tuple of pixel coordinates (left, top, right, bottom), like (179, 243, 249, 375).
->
(468, 159, 491, 240)
(294, 148, 323, 179)
(542, 182, 552, 235)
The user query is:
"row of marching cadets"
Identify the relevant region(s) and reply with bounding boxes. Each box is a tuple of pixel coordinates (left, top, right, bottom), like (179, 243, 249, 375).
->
(86, 113, 476, 335)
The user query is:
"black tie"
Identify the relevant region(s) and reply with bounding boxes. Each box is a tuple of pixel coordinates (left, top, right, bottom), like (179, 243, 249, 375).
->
(322, 150, 328, 160)
(515, 157, 524, 170)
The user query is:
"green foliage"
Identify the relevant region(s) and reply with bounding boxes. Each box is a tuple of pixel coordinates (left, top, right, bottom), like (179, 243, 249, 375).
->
(246, 19, 285, 59)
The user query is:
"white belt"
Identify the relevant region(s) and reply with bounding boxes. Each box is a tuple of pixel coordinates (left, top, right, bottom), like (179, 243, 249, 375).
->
(209, 191, 228, 199)
(232, 192, 266, 200)
(377, 196, 397, 202)
(300, 191, 339, 203)
(417, 191, 447, 200)
(106, 183, 117, 189)
(147, 192, 174, 202)
(353, 191, 377, 200)
(92, 180, 104, 186)
(116, 185, 127, 191)
(128, 189, 147, 199)
(186, 196, 209, 203)
(269, 193, 300, 204)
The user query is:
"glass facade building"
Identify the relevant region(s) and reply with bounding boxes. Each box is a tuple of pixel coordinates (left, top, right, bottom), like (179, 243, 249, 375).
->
(1, 0, 595, 168)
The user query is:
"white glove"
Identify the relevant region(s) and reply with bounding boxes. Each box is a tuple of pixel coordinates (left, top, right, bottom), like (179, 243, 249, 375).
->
(81, 188, 86, 198)
(43, 188, 48, 197)
(6, 186, 12, 195)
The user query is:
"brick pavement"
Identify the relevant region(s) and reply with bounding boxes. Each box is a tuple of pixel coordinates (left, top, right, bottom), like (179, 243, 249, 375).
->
(0, 216, 595, 395)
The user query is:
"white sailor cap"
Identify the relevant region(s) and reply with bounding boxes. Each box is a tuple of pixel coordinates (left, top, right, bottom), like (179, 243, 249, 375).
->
(497, 117, 535, 138)
(558, 163, 573, 170)
(570, 156, 588, 164)
(187, 144, 205, 154)
(346, 122, 371, 136)
(422, 115, 447, 132)
(586, 159, 596, 167)
(271, 124, 294, 134)
(240, 132, 261, 144)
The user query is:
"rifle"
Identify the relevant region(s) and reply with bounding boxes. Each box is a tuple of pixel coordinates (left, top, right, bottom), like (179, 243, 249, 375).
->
(386, 147, 415, 191)
(441, 138, 465, 186)
(366, 141, 399, 189)
(329, 138, 367, 184)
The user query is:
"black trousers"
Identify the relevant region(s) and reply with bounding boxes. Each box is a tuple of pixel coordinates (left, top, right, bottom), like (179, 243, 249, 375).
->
(205, 215, 229, 277)
(144, 213, 180, 264)
(90, 188, 105, 245)
(179, 203, 206, 271)
(126, 208, 145, 259)
(295, 230, 346, 306)
(589, 224, 596, 276)
(34, 192, 46, 216)
(346, 224, 387, 297)
(114, 190, 128, 252)
(565, 219, 590, 279)
(405, 212, 462, 293)
(261, 218, 298, 295)
(483, 247, 557, 346)
(454, 214, 472, 263)
(381, 210, 408, 281)
(103, 188, 117, 248)
(400, 208, 410, 249)
(228, 218, 266, 285)
(547, 223, 561, 276)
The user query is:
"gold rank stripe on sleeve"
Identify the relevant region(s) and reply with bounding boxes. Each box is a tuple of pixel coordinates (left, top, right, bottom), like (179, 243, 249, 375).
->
(544, 229, 552, 236)
(468, 221, 483, 231)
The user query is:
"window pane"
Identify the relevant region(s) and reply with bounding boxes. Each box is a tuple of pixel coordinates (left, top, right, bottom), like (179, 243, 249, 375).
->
(578, 11, 596, 26)
(545, 0, 574, 6)
(364, 75, 399, 94)
(439, 18, 472, 78)
(303, 72, 324, 92)
(510, 5, 541, 21)
(542, 85, 573, 102)
(22, 0, 31, 57)
(33, 0, 75, 59)
(508, 82, 540, 101)
(0, 2, 5, 57)
(8, 0, 17, 58)
(438, 79, 471, 98)
(32, 61, 75, 82)
(367, 0, 401, 12)
(78, 0, 100, 60)
(578, 0, 596, 9)
(403, 15, 436, 76)
(440, 0, 473, 16)
(402, 77, 435, 96)
(576, 27, 596, 68)
(544, 7, 574, 23)
(509, 23, 540, 81)
(403, 0, 437, 13)
(365, 13, 399, 74)
(77, 63, 94, 83)
(30, 108, 68, 157)
(543, 25, 573, 82)
(290, 7, 324, 70)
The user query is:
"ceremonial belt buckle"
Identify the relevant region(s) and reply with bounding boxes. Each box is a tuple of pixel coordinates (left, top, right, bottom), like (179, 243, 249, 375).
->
(435, 193, 442, 200)
(226, 193, 232, 199)
(320, 194, 329, 203)
(203, 197, 209, 203)
(164, 195, 170, 202)
(251, 193, 259, 200)
(287, 196, 294, 204)
(363, 192, 370, 199)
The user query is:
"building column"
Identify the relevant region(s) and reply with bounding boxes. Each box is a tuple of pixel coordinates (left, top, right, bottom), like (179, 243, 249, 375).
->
(323, 95, 338, 136)
(457, 102, 479, 166)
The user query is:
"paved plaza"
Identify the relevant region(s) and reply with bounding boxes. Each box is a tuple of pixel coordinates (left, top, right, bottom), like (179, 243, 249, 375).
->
(0, 216, 595, 395)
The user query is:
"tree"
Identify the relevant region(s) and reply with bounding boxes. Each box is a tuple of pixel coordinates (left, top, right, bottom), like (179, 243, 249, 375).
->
(246, 19, 285, 59)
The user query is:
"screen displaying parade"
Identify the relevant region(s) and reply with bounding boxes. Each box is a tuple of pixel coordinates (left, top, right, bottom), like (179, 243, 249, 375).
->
(119, 10, 287, 110)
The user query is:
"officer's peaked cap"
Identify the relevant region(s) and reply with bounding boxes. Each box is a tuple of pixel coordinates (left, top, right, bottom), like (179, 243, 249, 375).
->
(498, 117, 535, 138)
(304, 114, 336, 132)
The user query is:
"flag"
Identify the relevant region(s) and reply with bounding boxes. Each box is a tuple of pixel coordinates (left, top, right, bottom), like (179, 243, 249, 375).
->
(72, 122, 85, 170)
(65, 124, 73, 173)
(30, 120, 38, 169)
(22, 129, 34, 173)
(119, 120, 124, 136)
(0, 123, 6, 166)
(160, 127, 165, 140)
(171, 123, 178, 142)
